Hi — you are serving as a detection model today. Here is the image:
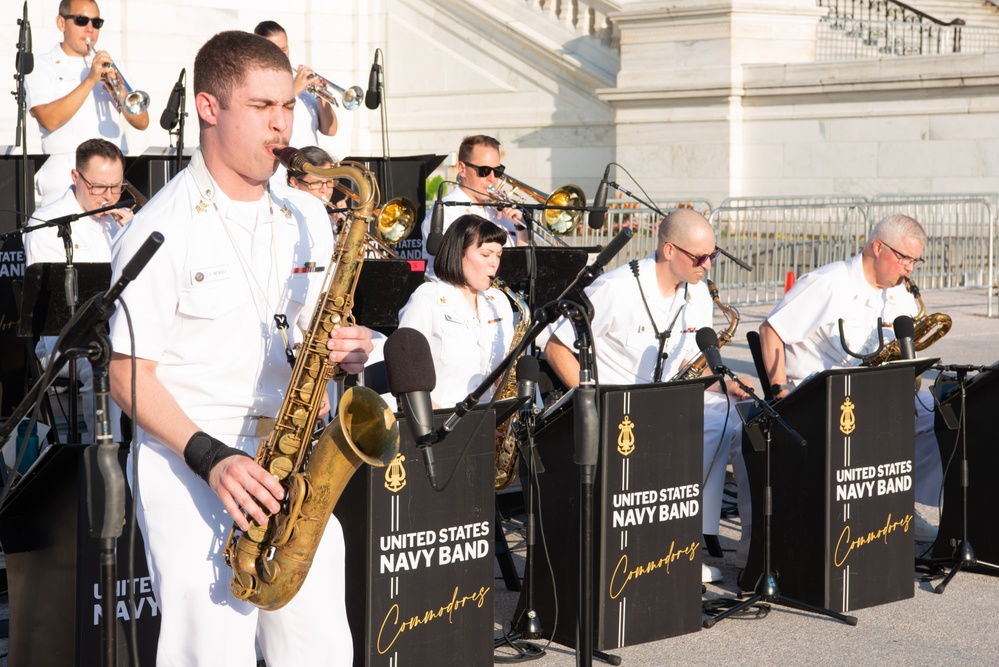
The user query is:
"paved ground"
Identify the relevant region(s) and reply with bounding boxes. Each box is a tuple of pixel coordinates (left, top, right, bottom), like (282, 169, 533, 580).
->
(492, 286, 999, 666)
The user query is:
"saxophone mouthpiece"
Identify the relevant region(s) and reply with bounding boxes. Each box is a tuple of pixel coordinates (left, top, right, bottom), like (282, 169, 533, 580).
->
(276, 146, 307, 172)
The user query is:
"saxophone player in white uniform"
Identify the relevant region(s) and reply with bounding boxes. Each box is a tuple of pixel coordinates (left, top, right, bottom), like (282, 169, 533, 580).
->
(108, 31, 373, 665)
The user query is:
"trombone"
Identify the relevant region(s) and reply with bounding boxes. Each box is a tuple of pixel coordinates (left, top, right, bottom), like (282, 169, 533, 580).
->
(487, 175, 586, 247)
(85, 38, 150, 115)
(298, 68, 364, 110)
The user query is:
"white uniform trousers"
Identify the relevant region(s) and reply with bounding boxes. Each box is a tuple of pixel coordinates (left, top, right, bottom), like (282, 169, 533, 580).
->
(702, 392, 740, 536)
(133, 432, 352, 667)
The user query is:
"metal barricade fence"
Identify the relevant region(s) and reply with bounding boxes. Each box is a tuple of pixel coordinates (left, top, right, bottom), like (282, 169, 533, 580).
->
(708, 198, 870, 304)
(868, 194, 998, 316)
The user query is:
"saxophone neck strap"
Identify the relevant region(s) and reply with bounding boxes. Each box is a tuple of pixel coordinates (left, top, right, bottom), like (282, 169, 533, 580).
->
(629, 259, 687, 383)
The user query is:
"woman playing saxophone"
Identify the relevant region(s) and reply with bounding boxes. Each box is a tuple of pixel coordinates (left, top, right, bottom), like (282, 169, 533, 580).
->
(398, 214, 515, 408)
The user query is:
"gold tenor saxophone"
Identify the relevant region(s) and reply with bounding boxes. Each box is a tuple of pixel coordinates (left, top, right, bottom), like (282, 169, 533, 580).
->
(671, 279, 740, 381)
(223, 148, 400, 610)
(493, 279, 531, 491)
(861, 277, 952, 367)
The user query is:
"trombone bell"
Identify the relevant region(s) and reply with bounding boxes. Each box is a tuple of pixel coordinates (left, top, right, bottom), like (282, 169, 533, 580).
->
(375, 197, 418, 245)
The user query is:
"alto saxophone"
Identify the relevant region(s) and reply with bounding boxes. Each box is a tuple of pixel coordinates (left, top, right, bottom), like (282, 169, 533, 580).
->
(223, 148, 400, 610)
(493, 279, 531, 491)
(861, 277, 952, 367)
(671, 279, 740, 381)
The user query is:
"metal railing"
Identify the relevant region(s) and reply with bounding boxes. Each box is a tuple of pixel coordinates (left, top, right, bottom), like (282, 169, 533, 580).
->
(817, 16, 999, 59)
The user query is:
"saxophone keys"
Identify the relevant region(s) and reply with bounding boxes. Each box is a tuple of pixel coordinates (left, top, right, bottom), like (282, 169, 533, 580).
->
(277, 433, 300, 455)
(246, 520, 269, 543)
(269, 455, 295, 479)
(292, 405, 311, 426)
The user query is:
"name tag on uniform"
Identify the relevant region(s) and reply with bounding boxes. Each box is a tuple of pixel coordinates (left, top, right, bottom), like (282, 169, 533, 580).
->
(191, 265, 231, 284)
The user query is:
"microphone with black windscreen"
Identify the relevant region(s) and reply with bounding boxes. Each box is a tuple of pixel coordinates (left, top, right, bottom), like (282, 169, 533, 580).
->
(365, 50, 382, 111)
(587, 163, 610, 230)
(516, 355, 539, 416)
(17, 2, 33, 75)
(384, 328, 439, 487)
(893, 315, 916, 360)
(695, 327, 726, 392)
(159, 68, 186, 131)
(426, 182, 445, 256)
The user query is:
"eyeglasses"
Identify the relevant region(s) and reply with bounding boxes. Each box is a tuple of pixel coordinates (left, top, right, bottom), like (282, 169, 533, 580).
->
(670, 243, 720, 267)
(461, 161, 506, 178)
(78, 172, 124, 196)
(296, 178, 336, 191)
(880, 241, 924, 268)
(62, 14, 105, 29)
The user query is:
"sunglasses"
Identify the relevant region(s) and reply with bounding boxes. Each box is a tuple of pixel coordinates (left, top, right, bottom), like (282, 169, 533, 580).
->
(62, 14, 105, 29)
(670, 243, 720, 267)
(462, 161, 505, 178)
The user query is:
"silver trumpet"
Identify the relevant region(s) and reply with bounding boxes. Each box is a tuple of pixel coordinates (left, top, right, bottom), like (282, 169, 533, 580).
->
(86, 38, 150, 115)
(298, 68, 364, 110)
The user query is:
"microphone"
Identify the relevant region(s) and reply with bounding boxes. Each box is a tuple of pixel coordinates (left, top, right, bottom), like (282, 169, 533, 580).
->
(17, 2, 33, 75)
(159, 68, 186, 131)
(384, 328, 439, 487)
(516, 355, 539, 417)
(365, 51, 382, 111)
(426, 183, 445, 256)
(587, 163, 610, 230)
(695, 327, 726, 391)
(893, 315, 916, 360)
(592, 227, 633, 271)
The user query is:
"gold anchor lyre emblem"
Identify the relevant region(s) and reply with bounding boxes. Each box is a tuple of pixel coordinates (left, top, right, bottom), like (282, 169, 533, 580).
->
(617, 415, 636, 456)
(840, 396, 856, 435)
(384, 453, 407, 493)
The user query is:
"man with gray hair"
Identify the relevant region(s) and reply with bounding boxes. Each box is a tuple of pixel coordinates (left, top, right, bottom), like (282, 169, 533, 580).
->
(759, 213, 942, 540)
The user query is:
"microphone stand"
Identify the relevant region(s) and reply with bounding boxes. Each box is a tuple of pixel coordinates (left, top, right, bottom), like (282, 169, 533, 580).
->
(919, 364, 999, 593)
(171, 74, 186, 177)
(702, 367, 858, 628)
(14, 1, 32, 226)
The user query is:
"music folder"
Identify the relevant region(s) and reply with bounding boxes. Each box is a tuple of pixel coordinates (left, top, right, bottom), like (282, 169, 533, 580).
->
(18, 262, 112, 338)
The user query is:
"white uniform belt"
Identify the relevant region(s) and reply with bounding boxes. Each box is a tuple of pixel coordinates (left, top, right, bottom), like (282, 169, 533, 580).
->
(197, 416, 276, 438)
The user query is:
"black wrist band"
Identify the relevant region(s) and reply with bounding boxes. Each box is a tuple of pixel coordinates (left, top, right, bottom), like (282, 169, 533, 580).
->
(184, 431, 251, 483)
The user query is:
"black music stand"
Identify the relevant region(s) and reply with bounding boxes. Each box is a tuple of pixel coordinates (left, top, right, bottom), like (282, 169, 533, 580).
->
(496, 247, 591, 315)
(345, 154, 445, 226)
(350, 258, 425, 336)
(0, 151, 47, 231)
(124, 148, 194, 201)
(924, 363, 999, 592)
(17, 263, 111, 443)
(18, 263, 112, 338)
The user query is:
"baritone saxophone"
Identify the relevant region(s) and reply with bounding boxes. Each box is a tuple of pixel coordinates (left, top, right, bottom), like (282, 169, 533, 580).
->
(493, 279, 531, 491)
(223, 147, 400, 610)
(670, 279, 740, 381)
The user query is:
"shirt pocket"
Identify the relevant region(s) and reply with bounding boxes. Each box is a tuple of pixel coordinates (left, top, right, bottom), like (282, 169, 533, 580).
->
(439, 314, 471, 367)
(178, 280, 248, 320)
(625, 331, 658, 353)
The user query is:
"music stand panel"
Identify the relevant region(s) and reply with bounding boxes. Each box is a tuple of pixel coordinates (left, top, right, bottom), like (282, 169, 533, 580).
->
(336, 406, 495, 667)
(520, 379, 709, 650)
(932, 360, 999, 566)
(742, 364, 919, 612)
(351, 258, 425, 335)
(18, 262, 112, 338)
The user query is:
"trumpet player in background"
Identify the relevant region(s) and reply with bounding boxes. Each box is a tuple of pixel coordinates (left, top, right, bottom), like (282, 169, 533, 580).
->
(23, 138, 130, 442)
(545, 209, 747, 584)
(421, 135, 527, 279)
(759, 213, 943, 542)
(255, 20, 338, 148)
(26, 0, 149, 207)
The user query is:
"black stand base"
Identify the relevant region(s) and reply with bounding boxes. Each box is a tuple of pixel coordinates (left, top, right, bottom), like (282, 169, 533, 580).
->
(919, 539, 999, 594)
(704, 570, 858, 628)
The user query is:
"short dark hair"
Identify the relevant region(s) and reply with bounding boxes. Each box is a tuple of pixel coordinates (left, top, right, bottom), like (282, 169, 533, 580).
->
(458, 135, 501, 164)
(59, 0, 96, 17)
(434, 214, 507, 286)
(193, 31, 291, 109)
(287, 146, 334, 185)
(253, 20, 285, 38)
(76, 138, 123, 172)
